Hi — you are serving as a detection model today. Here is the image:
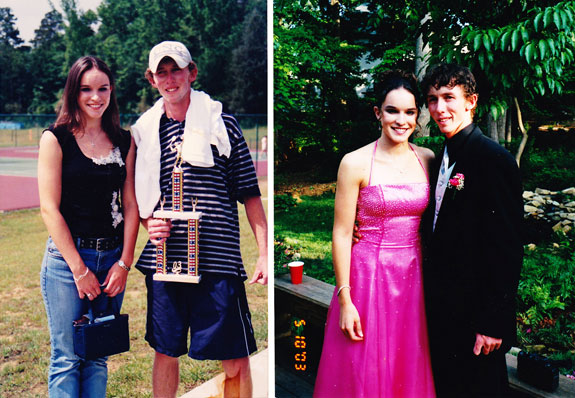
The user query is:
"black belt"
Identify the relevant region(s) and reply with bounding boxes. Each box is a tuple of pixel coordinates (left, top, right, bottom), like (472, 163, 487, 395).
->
(75, 236, 121, 252)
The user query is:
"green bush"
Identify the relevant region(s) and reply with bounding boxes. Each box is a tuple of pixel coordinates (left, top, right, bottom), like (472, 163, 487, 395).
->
(274, 235, 302, 275)
(413, 135, 444, 155)
(517, 229, 575, 375)
(274, 194, 299, 213)
(521, 147, 575, 191)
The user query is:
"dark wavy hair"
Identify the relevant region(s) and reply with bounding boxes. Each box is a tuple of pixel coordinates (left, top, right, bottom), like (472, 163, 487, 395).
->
(55, 56, 122, 145)
(421, 63, 478, 100)
(375, 69, 420, 110)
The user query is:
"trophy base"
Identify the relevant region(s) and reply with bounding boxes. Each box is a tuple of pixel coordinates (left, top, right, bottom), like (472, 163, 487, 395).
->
(153, 273, 201, 284)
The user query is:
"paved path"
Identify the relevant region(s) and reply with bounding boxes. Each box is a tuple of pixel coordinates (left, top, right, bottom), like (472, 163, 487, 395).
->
(180, 349, 268, 398)
(0, 146, 39, 212)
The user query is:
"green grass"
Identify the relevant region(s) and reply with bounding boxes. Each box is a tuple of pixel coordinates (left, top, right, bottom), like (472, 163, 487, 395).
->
(0, 128, 43, 148)
(0, 178, 267, 397)
(274, 193, 335, 284)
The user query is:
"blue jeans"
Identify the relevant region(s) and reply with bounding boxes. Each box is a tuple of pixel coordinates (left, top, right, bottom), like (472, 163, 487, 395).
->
(40, 237, 124, 398)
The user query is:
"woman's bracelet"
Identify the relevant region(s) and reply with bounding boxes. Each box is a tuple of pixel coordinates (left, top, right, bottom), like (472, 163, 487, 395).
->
(73, 267, 89, 283)
(337, 285, 351, 296)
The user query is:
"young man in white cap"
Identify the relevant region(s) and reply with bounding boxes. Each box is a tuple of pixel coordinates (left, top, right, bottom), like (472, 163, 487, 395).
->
(132, 41, 267, 398)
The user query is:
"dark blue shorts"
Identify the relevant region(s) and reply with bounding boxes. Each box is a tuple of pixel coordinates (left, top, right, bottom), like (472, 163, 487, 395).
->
(145, 273, 257, 360)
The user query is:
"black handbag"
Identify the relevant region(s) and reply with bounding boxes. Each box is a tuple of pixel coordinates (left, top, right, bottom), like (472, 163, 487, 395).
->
(73, 297, 130, 360)
(516, 350, 559, 392)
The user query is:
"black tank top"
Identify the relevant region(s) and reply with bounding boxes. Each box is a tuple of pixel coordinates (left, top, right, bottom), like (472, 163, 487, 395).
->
(48, 125, 131, 238)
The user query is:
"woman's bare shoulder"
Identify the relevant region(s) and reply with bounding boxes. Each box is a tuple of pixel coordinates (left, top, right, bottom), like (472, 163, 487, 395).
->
(341, 142, 375, 166)
(338, 142, 375, 184)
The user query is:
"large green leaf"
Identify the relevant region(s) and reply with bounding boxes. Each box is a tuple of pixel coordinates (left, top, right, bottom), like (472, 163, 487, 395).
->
(500, 30, 512, 51)
(543, 59, 550, 74)
(560, 9, 570, 29)
(539, 39, 547, 60)
(547, 38, 556, 56)
(554, 59, 563, 76)
(556, 80, 563, 95)
(488, 29, 499, 44)
(534, 11, 544, 32)
(474, 32, 483, 51)
(525, 42, 536, 64)
(547, 76, 555, 93)
(566, 48, 575, 63)
(544, 8, 553, 28)
(487, 52, 494, 64)
(462, 26, 473, 42)
(536, 80, 545, 95)
(478, 52, 485, 70)
(483, 33, 491, 51)
(521, 26, 529, 43)
(554, 10, 563, 30)
(511, 29, 521, 51)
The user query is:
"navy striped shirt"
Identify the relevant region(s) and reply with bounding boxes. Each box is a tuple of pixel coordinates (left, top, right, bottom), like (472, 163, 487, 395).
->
(135, 113, 261, 279)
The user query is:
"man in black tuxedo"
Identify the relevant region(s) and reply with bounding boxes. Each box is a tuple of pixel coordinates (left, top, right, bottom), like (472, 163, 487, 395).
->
(422, 63, 524, 397)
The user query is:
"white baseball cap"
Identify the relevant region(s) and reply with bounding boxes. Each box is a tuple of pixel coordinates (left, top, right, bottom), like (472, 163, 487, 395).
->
(148, 41, 193, 73)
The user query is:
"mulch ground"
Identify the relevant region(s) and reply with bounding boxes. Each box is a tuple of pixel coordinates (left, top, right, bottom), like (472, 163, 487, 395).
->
(274, 181, 336, 197)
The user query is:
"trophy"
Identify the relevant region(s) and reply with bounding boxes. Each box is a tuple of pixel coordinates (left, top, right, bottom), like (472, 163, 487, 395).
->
(153, 152, 202, 283)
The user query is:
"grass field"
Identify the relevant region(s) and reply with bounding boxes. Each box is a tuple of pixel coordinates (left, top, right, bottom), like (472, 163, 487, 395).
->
(274, 193, 335, 284)
(0, 178, 268, 397)
(0, 128, 44, 148)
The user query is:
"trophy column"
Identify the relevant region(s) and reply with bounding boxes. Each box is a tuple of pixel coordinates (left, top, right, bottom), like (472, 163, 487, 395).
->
(153, 160, 202, 283)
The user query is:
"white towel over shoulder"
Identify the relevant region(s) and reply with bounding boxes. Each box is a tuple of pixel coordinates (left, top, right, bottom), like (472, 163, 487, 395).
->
(131, 89, 231, 218)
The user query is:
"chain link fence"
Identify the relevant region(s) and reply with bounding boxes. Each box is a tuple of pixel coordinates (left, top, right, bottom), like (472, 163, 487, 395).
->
(0, 113, 267, 175)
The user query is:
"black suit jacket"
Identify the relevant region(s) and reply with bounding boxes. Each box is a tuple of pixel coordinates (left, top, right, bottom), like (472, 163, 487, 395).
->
(423, 125, 523, 351)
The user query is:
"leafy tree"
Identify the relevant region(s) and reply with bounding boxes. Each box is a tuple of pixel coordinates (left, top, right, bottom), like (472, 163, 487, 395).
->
(0, 7, 31, 113)
(28, 9, 66, 113)
(178, 0, 247, 109)
(94, 0, 263, 114)
(274, 0, 366, 172)
(361, 1, 421, 74)
(0, 1, 265, 116)
(0, 7, 23, 46)
(421, 0, 575, 165)
(95, 0, 157, 113)
(61, 0, 98, 72)
(228, 0, 267, 114)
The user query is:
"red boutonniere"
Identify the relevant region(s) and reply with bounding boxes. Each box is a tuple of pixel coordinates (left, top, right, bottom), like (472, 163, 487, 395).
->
(448, 173, 465, 190)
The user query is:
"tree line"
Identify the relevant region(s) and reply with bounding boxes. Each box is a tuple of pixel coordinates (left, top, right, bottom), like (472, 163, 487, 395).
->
(274, 0, 575, 172)
(0, 0, 266, 115)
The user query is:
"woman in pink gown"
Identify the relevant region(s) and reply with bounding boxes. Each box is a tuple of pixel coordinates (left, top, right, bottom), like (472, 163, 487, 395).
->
(314, 70, 436, 398)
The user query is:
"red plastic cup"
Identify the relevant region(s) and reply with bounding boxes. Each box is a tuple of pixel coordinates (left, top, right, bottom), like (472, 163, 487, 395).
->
(288, 261, 304, 284)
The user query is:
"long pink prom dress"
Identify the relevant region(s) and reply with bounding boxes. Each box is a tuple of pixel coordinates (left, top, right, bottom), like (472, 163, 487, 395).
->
(314, 143, 436, 398)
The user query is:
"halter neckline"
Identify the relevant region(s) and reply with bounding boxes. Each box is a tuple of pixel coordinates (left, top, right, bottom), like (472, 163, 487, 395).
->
(368, 139, 428, 186)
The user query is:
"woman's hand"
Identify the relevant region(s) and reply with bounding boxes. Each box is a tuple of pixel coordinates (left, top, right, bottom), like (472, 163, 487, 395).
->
(103, 262, 129, 297)
(144, 217, 172, 246)
(352, 222, 362, 244)
(74, 268, 101, 300)
(339, 302, 364, 341)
